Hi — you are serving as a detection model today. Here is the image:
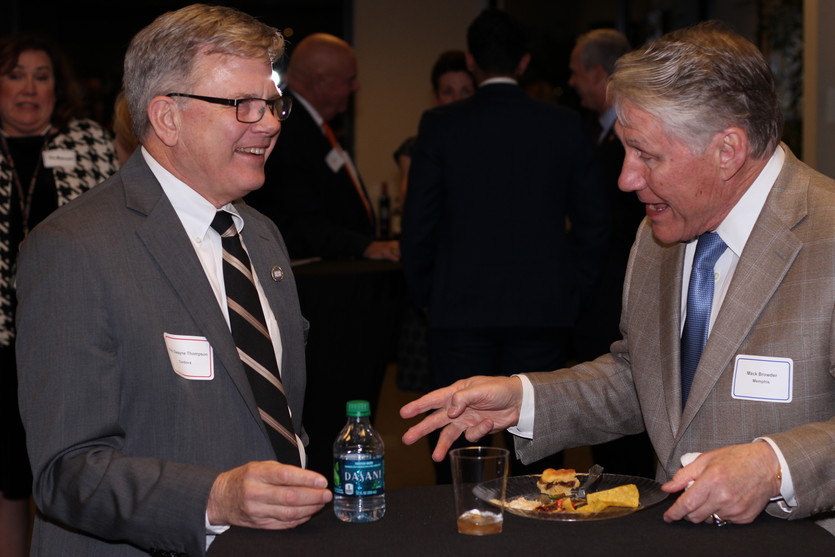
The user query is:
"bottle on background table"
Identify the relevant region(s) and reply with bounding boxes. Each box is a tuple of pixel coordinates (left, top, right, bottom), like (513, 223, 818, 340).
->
(378, 182, 391, 240)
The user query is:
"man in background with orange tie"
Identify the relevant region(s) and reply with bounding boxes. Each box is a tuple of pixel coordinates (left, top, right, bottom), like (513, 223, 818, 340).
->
(247, 33, 399, 262)
(247, 33, 401, 479)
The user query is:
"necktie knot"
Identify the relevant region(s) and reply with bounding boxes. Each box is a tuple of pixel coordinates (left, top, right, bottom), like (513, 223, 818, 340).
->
(211, 211, 236, 238)
(692, 231, 727, 270)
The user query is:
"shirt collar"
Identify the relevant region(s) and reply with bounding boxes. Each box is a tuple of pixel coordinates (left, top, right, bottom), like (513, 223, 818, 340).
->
(599, 106, 617, 135)
(715, 145, 785, 257)
(290, 91, 324, 127)
(140, 146, 242, 240)
(479, 77, 518, 87)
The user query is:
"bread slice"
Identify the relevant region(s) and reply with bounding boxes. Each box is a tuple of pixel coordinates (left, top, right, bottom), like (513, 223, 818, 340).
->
(537, 468, 580, 498)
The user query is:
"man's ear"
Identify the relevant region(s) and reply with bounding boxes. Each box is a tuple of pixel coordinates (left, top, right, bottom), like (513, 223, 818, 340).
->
(716, 127, 748, 180)
(465, 51, 476, 73)
(592, 63, 609, 86)
(515, 53, 532, 78)
(147, 96, 181, 147)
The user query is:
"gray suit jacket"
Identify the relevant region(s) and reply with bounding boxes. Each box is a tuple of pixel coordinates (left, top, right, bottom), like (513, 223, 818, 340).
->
(16, 151, 309, 556)
(517, 146, 835, 523)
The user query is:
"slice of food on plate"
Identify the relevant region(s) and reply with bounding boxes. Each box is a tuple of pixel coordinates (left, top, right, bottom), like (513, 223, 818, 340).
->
(586, 484, 640, 509)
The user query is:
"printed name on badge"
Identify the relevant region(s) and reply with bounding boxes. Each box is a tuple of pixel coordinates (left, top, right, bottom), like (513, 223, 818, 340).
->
(42, 149, 77, 168)
(163, 333, 214, 380)
(325, 147, 345, 173)
(731, 354, 792, 403)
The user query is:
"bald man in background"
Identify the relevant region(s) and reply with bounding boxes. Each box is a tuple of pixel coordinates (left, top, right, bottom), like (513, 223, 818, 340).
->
(247, 33, 399, 261)
(247, 34, 401, 478)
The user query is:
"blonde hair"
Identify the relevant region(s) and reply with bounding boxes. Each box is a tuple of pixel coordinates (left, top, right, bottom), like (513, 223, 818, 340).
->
(123, 4, 284, 140)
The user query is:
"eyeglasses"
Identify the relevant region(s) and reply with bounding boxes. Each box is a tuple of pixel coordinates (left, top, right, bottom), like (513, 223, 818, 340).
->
(166, 92, 293, 123)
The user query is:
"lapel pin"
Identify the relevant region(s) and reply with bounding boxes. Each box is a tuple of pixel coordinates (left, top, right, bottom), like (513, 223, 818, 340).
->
(271, 265, 285, 282)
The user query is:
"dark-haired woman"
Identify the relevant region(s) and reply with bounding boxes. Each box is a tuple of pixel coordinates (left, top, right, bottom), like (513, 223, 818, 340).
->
(0, 33, 117, 556)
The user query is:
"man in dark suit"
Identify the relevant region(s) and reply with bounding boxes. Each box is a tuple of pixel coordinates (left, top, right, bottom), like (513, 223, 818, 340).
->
(568, 28, 655, 478)
(401, 9, 609, 477)
(247, 33, 399, 262)
(402, 22, 835, 532)
(16, 6, 331, 556)
(569, 28, 643, 362)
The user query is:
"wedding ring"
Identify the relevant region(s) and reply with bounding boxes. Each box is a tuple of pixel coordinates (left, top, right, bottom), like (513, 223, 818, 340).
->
(711, 513, 728, 526)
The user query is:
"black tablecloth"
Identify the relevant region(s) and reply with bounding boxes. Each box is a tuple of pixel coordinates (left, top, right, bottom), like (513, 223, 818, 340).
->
(291, 258, 407, 478)
(208, 484, 835, 557)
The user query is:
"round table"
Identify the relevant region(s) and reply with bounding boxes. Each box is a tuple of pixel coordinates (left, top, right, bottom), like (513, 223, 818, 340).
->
(207, 484, 835, 557)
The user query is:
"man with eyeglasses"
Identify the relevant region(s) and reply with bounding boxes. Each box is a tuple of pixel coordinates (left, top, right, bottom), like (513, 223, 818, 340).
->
(165, 92, 293, 125)
(15, 5, 331, 556)
(247, 33, 400, 262)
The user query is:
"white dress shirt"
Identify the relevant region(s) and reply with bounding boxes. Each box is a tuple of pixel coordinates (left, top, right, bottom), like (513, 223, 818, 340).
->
(479, 77, 518, 87)
(142, 147, 288, 373)
(598, 106, 617, 144)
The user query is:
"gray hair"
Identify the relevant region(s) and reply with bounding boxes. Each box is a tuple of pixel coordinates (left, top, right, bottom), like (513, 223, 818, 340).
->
(608, 21, 782, 159)
(123, 3, 284, 140)
(575, 29, 631, 76)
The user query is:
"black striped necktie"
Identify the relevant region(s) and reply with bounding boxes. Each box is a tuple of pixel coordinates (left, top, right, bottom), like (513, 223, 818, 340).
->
(211, 211, 300, 465)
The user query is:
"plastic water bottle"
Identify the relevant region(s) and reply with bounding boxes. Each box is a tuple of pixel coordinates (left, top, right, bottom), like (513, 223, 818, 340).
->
(333, 400, 386, 522)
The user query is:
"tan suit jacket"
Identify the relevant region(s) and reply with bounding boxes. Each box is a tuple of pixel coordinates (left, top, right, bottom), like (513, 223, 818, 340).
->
(517, 146, 835, 523)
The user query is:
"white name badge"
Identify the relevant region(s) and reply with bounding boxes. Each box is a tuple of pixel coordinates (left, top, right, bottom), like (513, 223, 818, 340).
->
(163, 333, 214, 380)
(325, 147, 346, 173)
(42, 149, 77, 168)
(731, 354, 793, 403)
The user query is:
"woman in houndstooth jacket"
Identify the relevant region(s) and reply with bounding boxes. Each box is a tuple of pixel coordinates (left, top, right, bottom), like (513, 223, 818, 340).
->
(0, 32, 117, 556)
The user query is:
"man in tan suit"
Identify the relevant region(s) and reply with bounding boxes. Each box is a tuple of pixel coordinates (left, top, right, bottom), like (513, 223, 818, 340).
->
(401, 21, 835, 530)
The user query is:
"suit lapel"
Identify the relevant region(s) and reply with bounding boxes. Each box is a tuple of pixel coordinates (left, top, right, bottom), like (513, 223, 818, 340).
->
(122, 154, 264, 426)
(677, 146, 807, 436)
(289, 90, 376, 230)
(286, 90, 332, 155)
(660, 242, 686, 436)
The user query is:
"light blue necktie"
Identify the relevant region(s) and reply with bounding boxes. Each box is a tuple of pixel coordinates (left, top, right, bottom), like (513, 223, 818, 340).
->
(680, 232, 727, 407)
